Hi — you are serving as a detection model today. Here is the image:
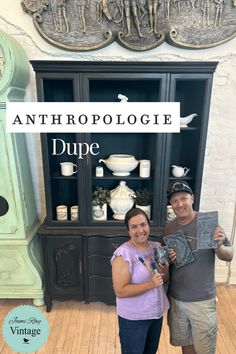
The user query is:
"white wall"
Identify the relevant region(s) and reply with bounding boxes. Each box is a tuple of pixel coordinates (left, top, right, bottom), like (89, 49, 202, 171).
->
(1, 1, 236, 283)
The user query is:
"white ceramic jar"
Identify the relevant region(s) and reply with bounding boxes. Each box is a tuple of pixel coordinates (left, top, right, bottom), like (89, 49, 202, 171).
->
(95, 166, 104, 177)
(139, 160, 151, 178)
(56, 205, 68, 220)
(167, 205, 176, 220)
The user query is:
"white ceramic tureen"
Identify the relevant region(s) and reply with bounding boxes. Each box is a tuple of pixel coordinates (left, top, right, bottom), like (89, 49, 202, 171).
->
(109, 181, 135, 220)
(99, 154, 139, 176)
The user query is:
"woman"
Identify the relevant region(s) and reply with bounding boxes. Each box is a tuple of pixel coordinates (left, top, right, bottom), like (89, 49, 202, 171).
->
(111, 208, 169, 354)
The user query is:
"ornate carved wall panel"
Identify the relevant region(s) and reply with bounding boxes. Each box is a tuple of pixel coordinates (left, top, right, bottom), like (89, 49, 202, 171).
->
(21, 0, 236, 51)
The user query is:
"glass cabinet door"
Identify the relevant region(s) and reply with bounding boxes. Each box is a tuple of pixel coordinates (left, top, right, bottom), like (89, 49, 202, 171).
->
(86, 132, 160, 225)
(41, 132, 85, 225)
(82, 73, 167, 226)
(36, 74, 79, 102)
(39, 76, 85, 225)
(165, 73, 214, 212)
(82, 72, 166, 102)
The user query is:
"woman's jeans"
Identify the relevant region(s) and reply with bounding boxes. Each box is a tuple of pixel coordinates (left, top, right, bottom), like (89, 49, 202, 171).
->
(118, 315, 163, 354)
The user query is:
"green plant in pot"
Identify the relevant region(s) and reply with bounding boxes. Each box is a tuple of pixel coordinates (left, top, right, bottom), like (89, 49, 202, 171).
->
(133, 188, 152, 218)
(92, 187, 110, 220)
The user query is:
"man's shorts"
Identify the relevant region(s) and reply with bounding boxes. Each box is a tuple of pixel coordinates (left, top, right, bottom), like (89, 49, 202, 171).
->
(168, 296, 217, 354)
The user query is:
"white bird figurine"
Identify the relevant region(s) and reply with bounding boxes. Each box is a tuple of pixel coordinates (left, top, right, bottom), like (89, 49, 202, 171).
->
(180, 113, 197, 127)
(118, 94, 128, 102)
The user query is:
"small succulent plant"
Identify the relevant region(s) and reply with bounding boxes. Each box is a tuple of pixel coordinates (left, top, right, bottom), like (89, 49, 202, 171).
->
(132, 188, 152, 206)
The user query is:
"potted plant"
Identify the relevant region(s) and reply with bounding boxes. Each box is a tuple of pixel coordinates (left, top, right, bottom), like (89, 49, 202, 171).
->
(92, 187, 110, 220)
(132, 188, 152, 218)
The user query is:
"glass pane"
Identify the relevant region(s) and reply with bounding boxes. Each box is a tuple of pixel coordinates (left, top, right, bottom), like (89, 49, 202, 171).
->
(46, 133, 80, 222)
(43, 79, 74, 102)
(89, 79, 161, 102)
(90, 133, 157, 222)
(51, 179, 79, 221)
(175, 80, 206, 129)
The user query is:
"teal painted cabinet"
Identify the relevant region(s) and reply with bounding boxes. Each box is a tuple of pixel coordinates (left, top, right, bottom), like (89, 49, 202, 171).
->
(0, 30, 43, 305)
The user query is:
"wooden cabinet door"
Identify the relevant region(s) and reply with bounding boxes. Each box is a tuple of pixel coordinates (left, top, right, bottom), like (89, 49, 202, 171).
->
(46, 236, 84, 298)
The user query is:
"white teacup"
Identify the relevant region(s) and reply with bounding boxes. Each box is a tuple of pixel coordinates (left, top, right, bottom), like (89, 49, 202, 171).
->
(56, 205, 68, 220)
(60, 162, 77, 176)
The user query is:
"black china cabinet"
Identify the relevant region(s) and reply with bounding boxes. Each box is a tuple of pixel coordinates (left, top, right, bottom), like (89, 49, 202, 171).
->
(31, 61, 218, 311)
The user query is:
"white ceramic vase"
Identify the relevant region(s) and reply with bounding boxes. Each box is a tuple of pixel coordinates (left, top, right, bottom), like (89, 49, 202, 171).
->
(92, 203, 107, 221)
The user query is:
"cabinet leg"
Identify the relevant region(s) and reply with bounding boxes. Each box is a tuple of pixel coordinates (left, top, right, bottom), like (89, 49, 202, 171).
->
(44, 296, 52, 312)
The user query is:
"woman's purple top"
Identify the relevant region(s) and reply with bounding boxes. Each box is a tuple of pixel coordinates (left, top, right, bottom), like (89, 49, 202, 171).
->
(111, 241, 170, 320)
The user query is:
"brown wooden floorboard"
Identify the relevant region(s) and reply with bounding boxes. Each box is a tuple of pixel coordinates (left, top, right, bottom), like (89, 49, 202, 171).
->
(0, 285, 235, 354)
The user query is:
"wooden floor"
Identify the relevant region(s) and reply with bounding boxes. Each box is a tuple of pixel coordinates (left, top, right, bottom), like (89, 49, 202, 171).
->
(0, 284, 236, 354)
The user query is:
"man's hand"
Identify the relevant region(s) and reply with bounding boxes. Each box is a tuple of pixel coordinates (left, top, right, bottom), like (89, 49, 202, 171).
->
(168, 248, 176, 263)
(213, 226, 234, 262)
(213, 226, 226, 247)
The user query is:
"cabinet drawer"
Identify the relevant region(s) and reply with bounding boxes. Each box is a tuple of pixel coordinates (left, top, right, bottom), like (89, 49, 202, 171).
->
(87, 236, 129, 256)
(88, 255, 112, 276)
(88, 275, 115, 301)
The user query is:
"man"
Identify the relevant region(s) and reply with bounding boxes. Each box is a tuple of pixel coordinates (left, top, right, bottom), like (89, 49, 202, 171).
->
(52, 0, 69, 33)
(164, 180, 234, 354)
(123, 0, 144, 38)
(147, 0, 159, 34)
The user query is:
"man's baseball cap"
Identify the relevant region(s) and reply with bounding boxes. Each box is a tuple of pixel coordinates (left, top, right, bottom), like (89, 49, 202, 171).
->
(167, 180, 193, 200)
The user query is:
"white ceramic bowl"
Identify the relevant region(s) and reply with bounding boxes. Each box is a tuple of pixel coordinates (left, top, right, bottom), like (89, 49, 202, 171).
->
(99, 154, 139, 176)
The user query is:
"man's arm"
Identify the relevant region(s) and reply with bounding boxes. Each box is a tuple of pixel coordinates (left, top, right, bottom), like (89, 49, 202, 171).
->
(214, 226, 234, 261)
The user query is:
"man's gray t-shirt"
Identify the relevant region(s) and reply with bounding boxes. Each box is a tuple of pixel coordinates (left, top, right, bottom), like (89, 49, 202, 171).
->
(164, 212, 217, 302)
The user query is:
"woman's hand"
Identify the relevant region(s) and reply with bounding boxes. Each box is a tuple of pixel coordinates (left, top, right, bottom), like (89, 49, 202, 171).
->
(112, 256, 163, 297)
(151, 273, 163, 288)
(157, 262, 169, 282)
(168, 248, 176, 263)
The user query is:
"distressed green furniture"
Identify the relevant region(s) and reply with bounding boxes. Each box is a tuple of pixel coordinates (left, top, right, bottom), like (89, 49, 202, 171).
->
(0, 30, 43, 305)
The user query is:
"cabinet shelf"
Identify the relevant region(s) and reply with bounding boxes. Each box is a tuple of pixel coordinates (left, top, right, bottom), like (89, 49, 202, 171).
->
(51, 175, 78, 179)
(93, 175, 152, 180)
(169, 175, 193, 181)
(180, 127, 198, 131)
(49, 220, 80, 225)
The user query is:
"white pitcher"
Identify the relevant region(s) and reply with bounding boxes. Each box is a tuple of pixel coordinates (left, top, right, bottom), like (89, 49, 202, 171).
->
(171, 165, 190, 178)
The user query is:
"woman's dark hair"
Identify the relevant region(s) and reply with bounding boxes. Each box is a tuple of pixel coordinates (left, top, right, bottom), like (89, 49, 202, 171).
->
(124, 207, 150, 230)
